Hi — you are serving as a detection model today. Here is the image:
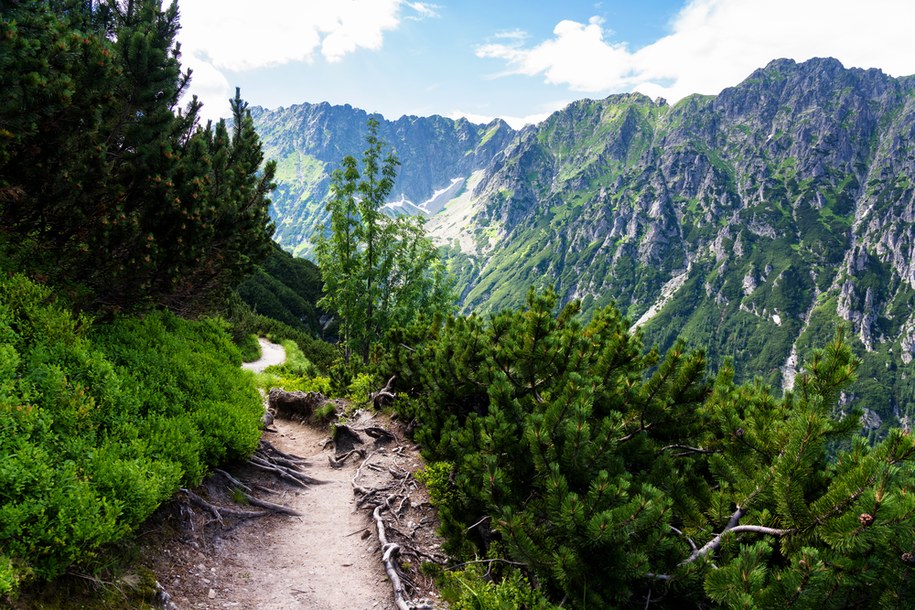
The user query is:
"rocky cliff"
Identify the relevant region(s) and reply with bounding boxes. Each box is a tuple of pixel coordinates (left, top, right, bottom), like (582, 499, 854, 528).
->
(253, 58, 915, 429)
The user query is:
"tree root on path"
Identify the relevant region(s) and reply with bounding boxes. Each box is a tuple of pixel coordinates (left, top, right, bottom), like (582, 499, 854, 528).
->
(350, 445, 442, 609)
(178, 439, 316, 527)
(179, 489, 269, 526)
(246, 451, 327, 487)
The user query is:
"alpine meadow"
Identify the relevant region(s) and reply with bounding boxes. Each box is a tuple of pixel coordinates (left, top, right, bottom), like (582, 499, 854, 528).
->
(2, 1, 915, 609)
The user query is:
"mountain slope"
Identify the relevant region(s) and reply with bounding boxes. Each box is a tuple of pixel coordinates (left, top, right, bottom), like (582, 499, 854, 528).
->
(254, 58, 915, 429)
(251, 103, 513, 256)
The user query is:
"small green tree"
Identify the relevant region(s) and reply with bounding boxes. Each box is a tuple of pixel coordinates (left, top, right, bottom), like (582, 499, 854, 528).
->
(316, 119, 452, 365)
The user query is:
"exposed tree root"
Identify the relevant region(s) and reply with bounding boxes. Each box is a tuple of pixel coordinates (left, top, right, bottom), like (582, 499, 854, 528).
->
(329, 448, 365, 468)
(178, 437, 318, 527)
(260, 439, 310, 466)
(247, 454, 327, 487)
(369, 375, 397, 409)
(179, 489, 268, 525)
(349, 441, 441, 609)
(373, 504, 411, 610)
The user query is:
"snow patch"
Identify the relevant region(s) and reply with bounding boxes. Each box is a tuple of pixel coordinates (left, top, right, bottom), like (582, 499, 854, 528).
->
(630, 267, 690, 332)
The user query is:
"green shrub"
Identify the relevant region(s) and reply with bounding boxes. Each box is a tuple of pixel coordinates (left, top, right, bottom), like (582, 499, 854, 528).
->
(346, 372, 378, 404)
(0, 275, 263, 597)
(237, 333, 262, 363)
(415, 461, 456, 508)
(385, 288, 915, 607)
(440, 564, 557, 610)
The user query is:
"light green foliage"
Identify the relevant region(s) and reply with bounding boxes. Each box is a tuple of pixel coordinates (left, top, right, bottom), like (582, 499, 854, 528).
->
(315, 119, 453, 365)
(440, 564, 557, 610)
(224, 292, 336, 375)
(346, 372, 377, 404)
(254, 340, 331, 394)
(0, 275, 263, 597)
(386, 290, 915, 608)
(415, 461, 456, 508)
(238, 334, 262, 363)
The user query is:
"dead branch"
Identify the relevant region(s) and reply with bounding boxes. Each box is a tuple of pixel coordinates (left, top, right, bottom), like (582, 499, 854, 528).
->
(370, 375, 397, 409)
(445, 557, 527, 571)
(681, 506, 792, 565)
(659, 444, 717, 456)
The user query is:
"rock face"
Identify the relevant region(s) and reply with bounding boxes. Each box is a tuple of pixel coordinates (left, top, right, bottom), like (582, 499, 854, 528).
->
(255, 57, 915, 427)
(250, 103, 513, 256)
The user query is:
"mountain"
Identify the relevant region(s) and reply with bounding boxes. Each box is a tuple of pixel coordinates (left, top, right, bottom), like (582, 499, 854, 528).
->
(250, 102, 514, 256)
(252, 57, 915, 430)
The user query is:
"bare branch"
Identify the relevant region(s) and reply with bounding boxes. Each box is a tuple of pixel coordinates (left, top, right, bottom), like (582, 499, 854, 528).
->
(680, 506, 792, 566)
(660, 444, 716, 455)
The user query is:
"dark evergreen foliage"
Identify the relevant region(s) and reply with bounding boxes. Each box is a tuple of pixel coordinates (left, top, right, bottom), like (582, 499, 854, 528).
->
(386, 290, 915, 608)
(236, 242, 327, 337)
(0, 0, 275, 313)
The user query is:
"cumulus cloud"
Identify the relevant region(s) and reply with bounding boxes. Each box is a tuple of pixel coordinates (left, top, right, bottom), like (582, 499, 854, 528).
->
(177, 0, 429, 120)
(476, 0, 915, 103)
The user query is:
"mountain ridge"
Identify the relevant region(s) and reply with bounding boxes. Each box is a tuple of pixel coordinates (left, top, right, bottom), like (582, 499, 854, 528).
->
(252, 57, 915, 428)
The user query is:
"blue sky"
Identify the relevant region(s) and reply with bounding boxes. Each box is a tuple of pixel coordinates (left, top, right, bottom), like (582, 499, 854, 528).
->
(177, 0, 915, 127)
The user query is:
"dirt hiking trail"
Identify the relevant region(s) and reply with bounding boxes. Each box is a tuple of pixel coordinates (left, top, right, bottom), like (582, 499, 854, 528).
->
(241, 338, 287, 373)
(144, 341, 444, 609)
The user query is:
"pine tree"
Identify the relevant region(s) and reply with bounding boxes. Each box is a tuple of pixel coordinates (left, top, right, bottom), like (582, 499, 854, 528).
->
(0, 1, 275, 313)
(387, 293, 915, 608)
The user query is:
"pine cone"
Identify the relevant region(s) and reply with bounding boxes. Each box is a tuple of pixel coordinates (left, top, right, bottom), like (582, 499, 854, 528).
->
(858, 513, 874, 527)
(901, 552, 915, 565)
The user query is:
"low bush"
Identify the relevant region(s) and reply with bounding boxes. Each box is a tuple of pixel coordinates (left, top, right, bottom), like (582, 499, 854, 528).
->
(0, 275, 263, 598)
(237, 333, 262, 363)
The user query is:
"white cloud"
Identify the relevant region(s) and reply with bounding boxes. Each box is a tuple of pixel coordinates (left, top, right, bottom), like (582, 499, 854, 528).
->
(405, 2, 441, 20)
(177, 0, 428, 121)
(476, 0, 915, 104)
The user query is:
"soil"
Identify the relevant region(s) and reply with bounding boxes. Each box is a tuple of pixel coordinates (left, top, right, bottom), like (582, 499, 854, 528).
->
(242, 338, 287, 373)
(141, 365, 447, 609)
